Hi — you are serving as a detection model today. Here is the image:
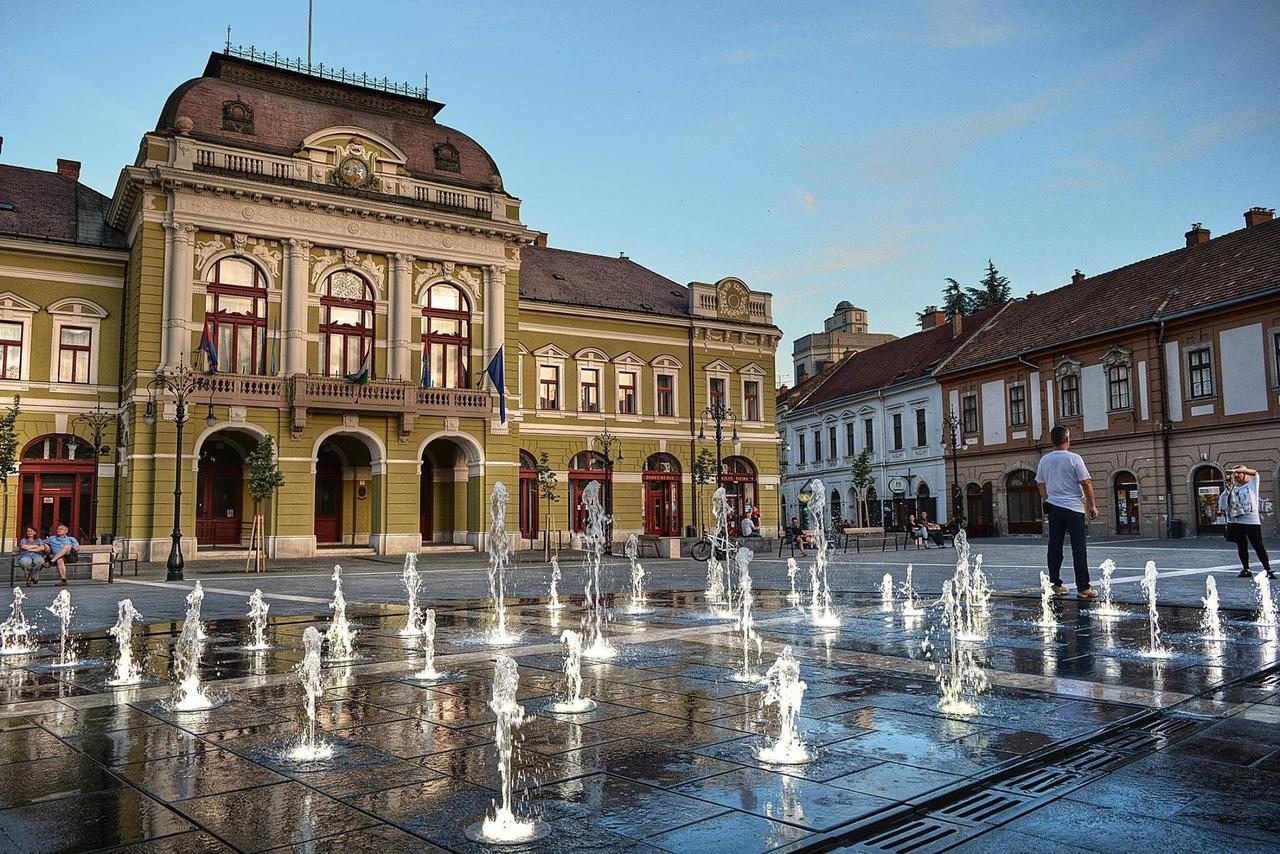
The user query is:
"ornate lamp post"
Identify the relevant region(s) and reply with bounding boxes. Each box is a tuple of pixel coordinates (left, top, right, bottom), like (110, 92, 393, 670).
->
(696, 400, 739, 492)
(590, 426, 624, 555)
(142, 356, 208, 581)
(71, 397, 118, 544)
(776, 435, 790, 539)
(943, 410, 963, 524)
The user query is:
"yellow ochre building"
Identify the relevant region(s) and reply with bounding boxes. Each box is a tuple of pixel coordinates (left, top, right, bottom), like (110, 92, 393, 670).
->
(0, 49, 780, 560)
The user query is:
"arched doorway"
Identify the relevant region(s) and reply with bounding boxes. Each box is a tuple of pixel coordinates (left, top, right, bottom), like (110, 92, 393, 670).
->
(1006, 469, 1041, 534)
(965, 482, 993, 534)
(916, 481, 937, 523)
(196, 436, 247, 547)
(865, 484, 881, 526)
(720, 456, 758, 530)
(569, 451, 610, 533)
(421, 436, 480, 545)
(314, 433, 378, 547)
(519, 450, 538, 539)
(643, 453, 682, 536)
(830, 489, 843, 526)
(1193, 465, 1225, 536)
(1114, 472, 1139, 535)
(19, 435, 97, 541)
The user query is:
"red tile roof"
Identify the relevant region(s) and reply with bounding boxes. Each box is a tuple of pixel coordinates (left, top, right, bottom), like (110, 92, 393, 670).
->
(0, 164, 127, 249)
(939, 217, 1280, 374)
(786, 308, 999, 413)
(519, 245, 691, 318)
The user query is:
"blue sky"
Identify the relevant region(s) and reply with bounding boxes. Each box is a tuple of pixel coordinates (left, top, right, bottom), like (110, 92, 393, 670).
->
(3, 1, 1278, 383)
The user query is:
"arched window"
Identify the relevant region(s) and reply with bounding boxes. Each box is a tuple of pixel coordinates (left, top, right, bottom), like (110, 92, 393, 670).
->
(865, 484, 881, 526)
(421, 283, 470, 388)
(1006, 469, 1041, 534)
(205, 257, 268, 375)
(1193, 465, 1225, 534)
(1114, 471, 1139, 535)
(321, 271, 375, 378)
(830, 489, 843, 525)
(720, 456, 758, 529)
(915, 481, 937, 524)
(519, 450, 538, 539)
(569, 450, 610, 532)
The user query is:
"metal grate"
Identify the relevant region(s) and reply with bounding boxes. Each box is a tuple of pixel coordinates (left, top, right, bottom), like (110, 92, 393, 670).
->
(996, 767, 1085, 797)
(1052, 746, 1129, 773)
(933, 790, 1029, 825)
(1094, 729, 1160, 753)
(856, 817, 968, 853)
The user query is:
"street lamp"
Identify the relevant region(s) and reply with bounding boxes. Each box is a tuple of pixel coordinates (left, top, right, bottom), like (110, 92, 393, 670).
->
(71, 396, 118, 544)
(142, 354, 208, 581)
(590, 426, 624, 555)
(776, 435, 790, 540)
(943, 410, 963, 524)
(696, 400, 739, 493)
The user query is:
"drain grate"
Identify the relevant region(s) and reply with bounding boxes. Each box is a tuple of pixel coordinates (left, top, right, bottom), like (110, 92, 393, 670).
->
(995, 766, 1085, 797)
(932, 790, 1030, 826)
(1138, 715, 1200, 743)
(1094, 728, 1160, 753)
(854, 817, 969, 853)
(1051, 746, 1129, 773)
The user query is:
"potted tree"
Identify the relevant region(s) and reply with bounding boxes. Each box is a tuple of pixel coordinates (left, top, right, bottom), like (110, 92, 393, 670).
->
(0, 397, 18, 556)
(849, 447, 874, 527)
(245, 434, 285, 572)
(536, 451, 559, 560)
(691, 448, 716, 538)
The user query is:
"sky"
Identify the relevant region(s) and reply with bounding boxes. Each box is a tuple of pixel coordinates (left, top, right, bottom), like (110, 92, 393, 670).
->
(2, 1, 1278, 384)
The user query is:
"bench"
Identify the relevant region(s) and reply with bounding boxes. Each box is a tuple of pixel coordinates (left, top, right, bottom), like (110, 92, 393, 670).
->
(9, 543, 139, 586)
(634, 536, 662, 559)
(840, 526, 898, 553)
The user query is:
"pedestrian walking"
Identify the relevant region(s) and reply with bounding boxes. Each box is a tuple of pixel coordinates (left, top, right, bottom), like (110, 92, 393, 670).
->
(1220, 465, 1273, 579)
(1035, 425, 1099, 599)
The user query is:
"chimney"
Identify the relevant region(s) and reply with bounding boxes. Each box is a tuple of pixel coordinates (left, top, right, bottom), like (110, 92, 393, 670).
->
(1071, 269, 1085, 285)
(1245, 207, 1275, 228)
(797, 366, 808, 385)
(952, 312, 963, 337)
(920, 308, 946, 330)
(533, 232, 548, 248)
(56, 159, 81, 182)
(1185, 223, 1210, 247)
(0, 136, 5, 156)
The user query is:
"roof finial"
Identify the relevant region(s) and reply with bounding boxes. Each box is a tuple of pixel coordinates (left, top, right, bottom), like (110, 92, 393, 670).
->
(225, 25, 232, 52)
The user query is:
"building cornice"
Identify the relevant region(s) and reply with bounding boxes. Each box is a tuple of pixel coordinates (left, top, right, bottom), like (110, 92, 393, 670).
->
(0, 236, 129, 264)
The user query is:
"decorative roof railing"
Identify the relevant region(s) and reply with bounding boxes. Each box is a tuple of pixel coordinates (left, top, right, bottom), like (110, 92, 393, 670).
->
(222, 44, 429, 100)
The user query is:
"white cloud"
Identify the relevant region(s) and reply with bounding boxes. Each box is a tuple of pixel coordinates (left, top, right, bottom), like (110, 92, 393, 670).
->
(795, 189, 819, 214)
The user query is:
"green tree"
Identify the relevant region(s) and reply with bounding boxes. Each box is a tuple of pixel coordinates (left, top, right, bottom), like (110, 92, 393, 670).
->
(942, 277, 969, 319)
(965, 260, 1011, 311)
(849, 446, 875, 527)
(692, 448, 717, 533)
(536, 451, 559, 558)
(0, 397, 19, 554)
(246, 434, 285, 515)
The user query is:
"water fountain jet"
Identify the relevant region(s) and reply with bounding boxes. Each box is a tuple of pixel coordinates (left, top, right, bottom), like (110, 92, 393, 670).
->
(880, 573, 895, 612)
(0, 588, 36, 656)
(412, 608, 443, 681)
(1256, 570, 1278, 628)
(171, 588, 214, 711)
(1140, 561, 1171, 658)
(624, 534, 648, 614)
(288, 626, 335, 761)
(936, 579, 989, 715)
(899, 565, 924, 617)
(398, 552, 423, 637)
(324, 565, 358, 661)
(552, 629, 596, 713)
(245, 589, 271, 650)
(46, 589, 78, 668)
(1035, 572, 1058, 629)
(807, 481, 839, 629)
(486, 483, 521, 646)
(755, 646, 809, 764)
(705, 488, 731, 607)
(1201, 576, 1226, 642)
(1093, 559, 1125, 618)
(732, 549, 763, 682)
(580, 481, 615, 659)
(546, 556, 563, 611)
(106, 599, 145, 685)
(787, 557, 802, 605)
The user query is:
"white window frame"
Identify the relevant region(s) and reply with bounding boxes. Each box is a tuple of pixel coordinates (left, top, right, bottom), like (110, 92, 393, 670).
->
(0, 292, 41, 387)
(651, 355, 683, 420)
(739, 363, 767, 424)
(47, 298, 108, 389)
(705, 360, 732, 414)
(578, 366, 602, 413)
(616, 368, 639, 416)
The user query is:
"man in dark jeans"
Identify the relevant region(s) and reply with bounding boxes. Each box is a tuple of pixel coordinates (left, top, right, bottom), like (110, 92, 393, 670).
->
(1035, 425, 1099, 599)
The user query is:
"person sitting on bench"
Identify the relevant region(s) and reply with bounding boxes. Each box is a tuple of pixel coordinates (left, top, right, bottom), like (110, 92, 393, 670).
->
(919, 511, 946, 547)
(16, 526, 48, 585)
(786, 516, 809, 555)
(44, 523, 80, 587)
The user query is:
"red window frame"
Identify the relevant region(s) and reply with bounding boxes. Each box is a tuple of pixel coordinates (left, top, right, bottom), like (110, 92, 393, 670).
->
(57, 326, 92, 384)
(0, 321, 23, 380)
(580, 367, 600, 412)
(618, 370, 637, 414)
(320, 272, 375, 378)
(206, 258, 268, 375)
(538, 364, 560, 410)
(656, 374, 674, 417)
(744, 380, 760, 421)
(421, 283, 470, 388)
(709, 377, 726, 410)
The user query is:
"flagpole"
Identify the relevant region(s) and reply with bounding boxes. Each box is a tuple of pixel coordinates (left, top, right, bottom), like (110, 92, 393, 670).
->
(307, 0, 314, 68)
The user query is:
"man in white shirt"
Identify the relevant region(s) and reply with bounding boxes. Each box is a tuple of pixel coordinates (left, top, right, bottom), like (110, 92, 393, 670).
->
(1035, 425, 1099, 599)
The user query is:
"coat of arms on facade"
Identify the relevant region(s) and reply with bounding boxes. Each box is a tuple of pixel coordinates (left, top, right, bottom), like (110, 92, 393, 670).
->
(328, 137, 382, 191)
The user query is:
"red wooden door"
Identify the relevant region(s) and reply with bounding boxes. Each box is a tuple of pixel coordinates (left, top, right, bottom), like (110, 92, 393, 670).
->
(315, 463, 343, 544)
(196, 464, 243, 546)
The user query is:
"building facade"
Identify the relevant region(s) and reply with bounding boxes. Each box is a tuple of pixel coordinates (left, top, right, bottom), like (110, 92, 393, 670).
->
(791, 301, 896, 383)
(779, 310, 991, 531)
(936, 211, 1280, 538)
(0, 49, 780, 559)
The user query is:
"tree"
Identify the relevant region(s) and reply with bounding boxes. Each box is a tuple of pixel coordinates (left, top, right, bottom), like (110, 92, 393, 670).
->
(245, 434, 284, 570)
(0, 397, 18, 554)
(965, 260, 1011, 311)
(942, 277, 969, 319)
(691, 448, 717, 535)
(536, 451, 559, 559)
(849, 446, 875, 527)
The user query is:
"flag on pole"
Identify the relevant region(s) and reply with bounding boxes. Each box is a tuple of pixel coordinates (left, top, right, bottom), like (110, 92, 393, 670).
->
(199, 318, 219, 374)
(345, 347, 372, 385)
(484, 345, 506, 423)
(268, 311, 280, 375)
(420, 348, 431, 388)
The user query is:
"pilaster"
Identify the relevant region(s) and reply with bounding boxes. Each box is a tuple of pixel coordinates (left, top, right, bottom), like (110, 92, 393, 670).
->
(389, 252, 415, 381)
(283, 238, 312, 375)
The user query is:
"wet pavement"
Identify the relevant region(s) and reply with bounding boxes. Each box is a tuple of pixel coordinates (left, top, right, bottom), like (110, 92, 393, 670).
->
(0, 553, 1278, 851)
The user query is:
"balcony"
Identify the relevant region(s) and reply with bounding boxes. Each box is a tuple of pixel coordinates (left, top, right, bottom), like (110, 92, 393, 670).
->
(196, 373, 491, 436)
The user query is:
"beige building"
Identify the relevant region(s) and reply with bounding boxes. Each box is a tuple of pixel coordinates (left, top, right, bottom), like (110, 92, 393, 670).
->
(792, 301, 896, 383)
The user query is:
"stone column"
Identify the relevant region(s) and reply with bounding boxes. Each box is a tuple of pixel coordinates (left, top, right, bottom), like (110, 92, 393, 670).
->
(164, 222, 197, 366)
(283, 239, 311, 376)
(484, 264, 507, 361)
(389, 253, 415, 382)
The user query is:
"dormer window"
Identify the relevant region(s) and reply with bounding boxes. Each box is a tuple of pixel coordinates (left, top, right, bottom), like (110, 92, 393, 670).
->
(434, 142, 460, 173)
(222, 98, 254, 134)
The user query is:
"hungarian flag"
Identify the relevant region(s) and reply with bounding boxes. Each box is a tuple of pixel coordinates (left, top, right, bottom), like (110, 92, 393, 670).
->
(199, 318, 219, 374)
(420, 349, 431, 388)
(345, 347, 372, 385)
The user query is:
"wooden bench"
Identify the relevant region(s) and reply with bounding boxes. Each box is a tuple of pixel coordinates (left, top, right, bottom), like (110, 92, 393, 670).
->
(840, 526, 898, 553)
